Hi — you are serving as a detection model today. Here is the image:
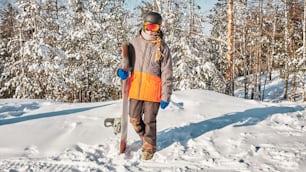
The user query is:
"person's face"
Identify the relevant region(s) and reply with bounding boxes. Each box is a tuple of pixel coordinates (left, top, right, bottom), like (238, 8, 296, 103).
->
(145, 29, 158, 35)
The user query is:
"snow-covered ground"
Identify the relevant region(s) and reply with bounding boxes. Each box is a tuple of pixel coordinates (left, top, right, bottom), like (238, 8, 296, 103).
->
(0, 87, 305, 171)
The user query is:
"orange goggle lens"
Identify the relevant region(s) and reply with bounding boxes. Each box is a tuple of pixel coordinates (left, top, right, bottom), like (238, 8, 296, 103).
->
(144, 22, 161, 32)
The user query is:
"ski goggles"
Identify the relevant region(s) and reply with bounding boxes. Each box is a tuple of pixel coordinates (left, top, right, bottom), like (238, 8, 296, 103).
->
(144, 22, 161, 32)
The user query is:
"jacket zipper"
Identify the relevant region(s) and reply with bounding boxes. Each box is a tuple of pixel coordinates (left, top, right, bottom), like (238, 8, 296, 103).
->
(138, 42, 149, 99)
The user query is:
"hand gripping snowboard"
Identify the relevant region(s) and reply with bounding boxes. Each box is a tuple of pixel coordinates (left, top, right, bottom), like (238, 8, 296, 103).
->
(104, 41, 130, 153)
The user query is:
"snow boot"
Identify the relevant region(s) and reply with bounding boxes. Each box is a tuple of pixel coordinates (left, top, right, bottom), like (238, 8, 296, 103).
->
(142, 141, 155, 160)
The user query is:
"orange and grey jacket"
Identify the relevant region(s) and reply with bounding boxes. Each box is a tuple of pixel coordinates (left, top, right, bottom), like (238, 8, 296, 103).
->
(128, 34, 173, 103)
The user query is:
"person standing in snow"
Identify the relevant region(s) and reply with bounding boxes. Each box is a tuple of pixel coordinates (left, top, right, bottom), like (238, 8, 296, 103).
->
(117, 11, 173, 160)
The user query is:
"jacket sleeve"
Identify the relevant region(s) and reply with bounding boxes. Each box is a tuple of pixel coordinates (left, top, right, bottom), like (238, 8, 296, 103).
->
(116, 42, 132, 75)
(160, 44, 173, 102)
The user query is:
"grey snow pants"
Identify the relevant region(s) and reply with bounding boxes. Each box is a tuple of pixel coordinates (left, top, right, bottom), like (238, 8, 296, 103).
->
(129, 98, 160, 147)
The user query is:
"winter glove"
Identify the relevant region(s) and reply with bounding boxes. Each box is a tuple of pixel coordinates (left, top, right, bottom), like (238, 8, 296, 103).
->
(160, 101, 169, 109)
(117, 68, 129, 80)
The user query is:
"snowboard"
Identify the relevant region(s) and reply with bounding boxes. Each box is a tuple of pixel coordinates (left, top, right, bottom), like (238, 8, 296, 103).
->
(120, 41, 130, 153)
(104, 41, 130, 154)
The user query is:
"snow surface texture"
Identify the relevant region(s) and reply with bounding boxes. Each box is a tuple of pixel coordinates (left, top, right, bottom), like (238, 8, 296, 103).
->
(0, 89, 305, 172)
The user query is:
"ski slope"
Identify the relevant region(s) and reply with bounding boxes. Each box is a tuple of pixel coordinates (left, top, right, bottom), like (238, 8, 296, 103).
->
(0, 89, 305, 171)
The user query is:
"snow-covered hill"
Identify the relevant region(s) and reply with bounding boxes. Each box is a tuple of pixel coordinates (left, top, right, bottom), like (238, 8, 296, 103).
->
(0, 89, 305, 172)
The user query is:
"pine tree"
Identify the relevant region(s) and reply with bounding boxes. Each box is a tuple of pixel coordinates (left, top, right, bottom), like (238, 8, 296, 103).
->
(0, 3, 16, 97)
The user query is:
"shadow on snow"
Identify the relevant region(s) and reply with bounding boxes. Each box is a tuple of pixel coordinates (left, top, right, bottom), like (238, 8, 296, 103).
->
(0, 104, 113, 126)
(157, 105, 305, 151)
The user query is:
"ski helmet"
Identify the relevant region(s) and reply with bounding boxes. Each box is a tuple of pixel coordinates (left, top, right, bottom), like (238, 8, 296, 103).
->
(144, 12, 162, 24)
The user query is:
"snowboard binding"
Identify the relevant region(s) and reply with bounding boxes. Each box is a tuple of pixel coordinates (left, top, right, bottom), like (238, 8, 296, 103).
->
(104, 117, 121, 135)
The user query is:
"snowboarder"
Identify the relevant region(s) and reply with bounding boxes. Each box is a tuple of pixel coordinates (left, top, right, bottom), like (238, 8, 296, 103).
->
(117, 11, 173, 160)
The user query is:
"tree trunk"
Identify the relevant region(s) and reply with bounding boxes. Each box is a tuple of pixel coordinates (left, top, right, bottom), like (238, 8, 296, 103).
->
(226, 0, 234, 96)
(188, 0, 194, 36)
(289, 1, 298, 101)
(255, 0, 263, 101)
(283, 0, 289, 100)
(243, 16, 248, 99)
(154, 0, 162, 12)
(303, 0, 306, 101)
(241, 0, 250, 99)
(269, 1, 278, 81)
